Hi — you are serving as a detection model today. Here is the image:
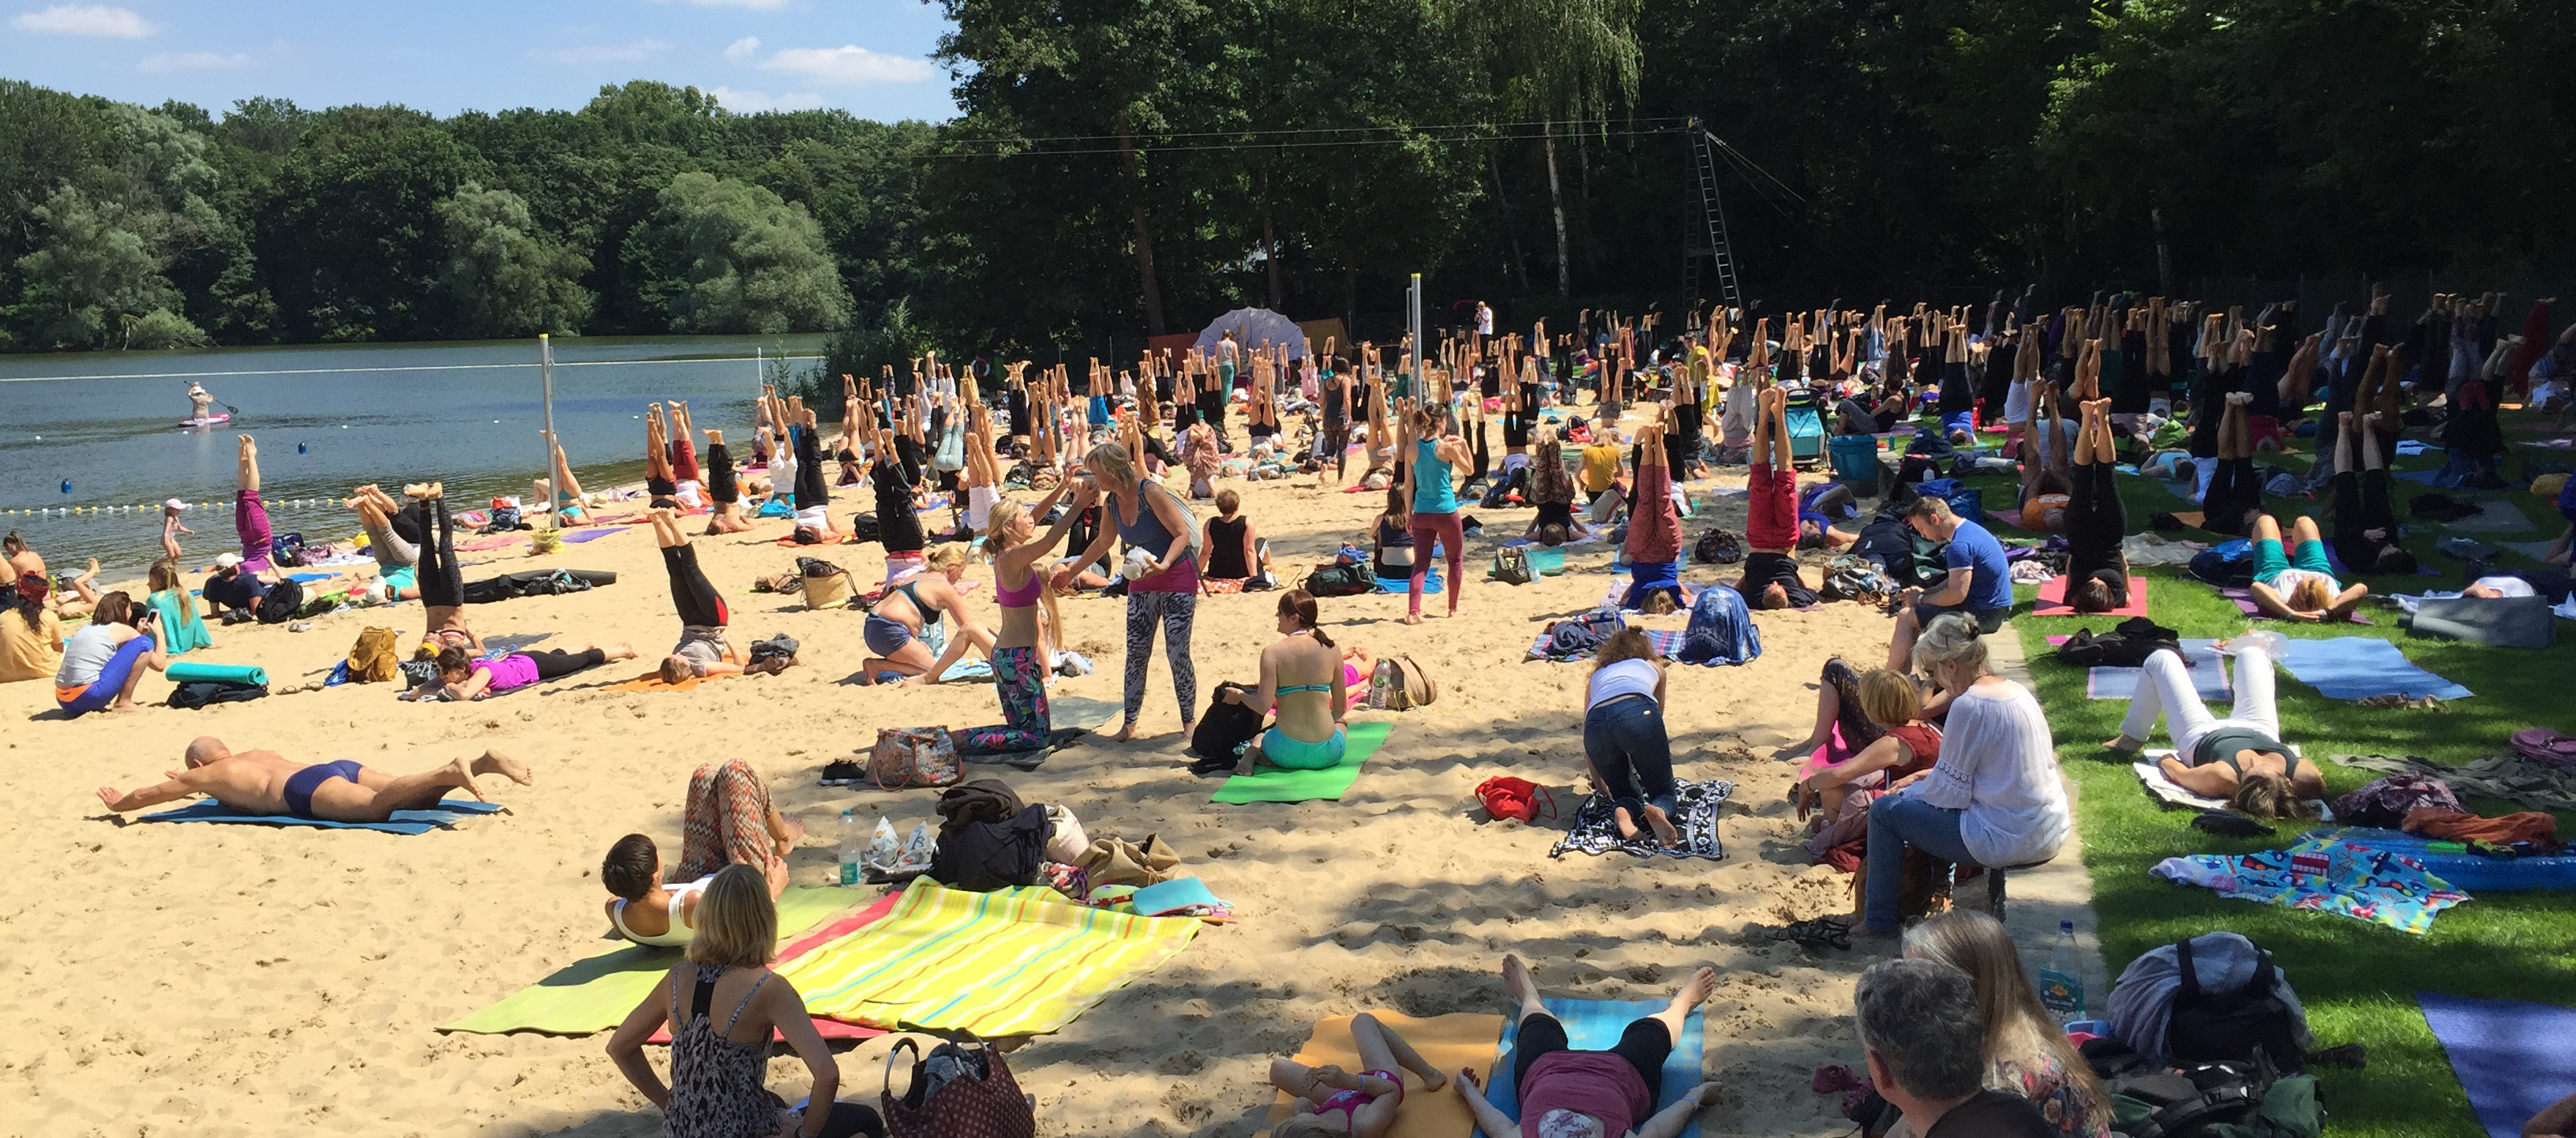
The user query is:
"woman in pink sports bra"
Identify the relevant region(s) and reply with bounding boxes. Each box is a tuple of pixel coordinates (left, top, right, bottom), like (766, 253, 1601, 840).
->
(951, 478, 1083, 754)
(1267, 1013, 1446, 1137)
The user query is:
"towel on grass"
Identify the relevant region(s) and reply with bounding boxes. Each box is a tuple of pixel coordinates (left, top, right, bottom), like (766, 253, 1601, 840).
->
(141, 797, 504, 835)
(2150, 830, 2468, 934)
(2032, 574, 2150, 617)
(2417, 991, 2576, 1138)
(2131, 753, 2331, 818)
(1547, 780, 1734, 860)
(441, 886, 872, 1035)
(1475, 998, 1707, 1138)
(2276, 636, 2470, 700)
(2218, 586, 2373, 623)
(2044, 635, 2231, 701)
(1212, 721, 1394, 804)
(1260, 1013, 1506, 1138)
(777, 877, 1199, 1036)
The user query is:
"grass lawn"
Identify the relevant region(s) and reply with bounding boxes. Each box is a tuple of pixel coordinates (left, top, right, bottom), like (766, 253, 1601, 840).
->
(1958, 413, 2576, 1136)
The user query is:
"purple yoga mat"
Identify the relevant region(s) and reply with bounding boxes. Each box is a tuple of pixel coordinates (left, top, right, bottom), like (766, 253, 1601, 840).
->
(2218, 585, 2372, 623)
(559, 526, 631, 544)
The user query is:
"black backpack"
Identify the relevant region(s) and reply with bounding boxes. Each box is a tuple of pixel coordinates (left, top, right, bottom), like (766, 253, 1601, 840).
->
(2104, 1055, 2278, 1138)
(1305, 562, 1373, 597)
(2169, 937, 2308, 1074)
(1693, 528, 1742, 565)
(167, 680, 268, 709)
(257, 578, 304, 624)
(1189, 682, 1266, 762)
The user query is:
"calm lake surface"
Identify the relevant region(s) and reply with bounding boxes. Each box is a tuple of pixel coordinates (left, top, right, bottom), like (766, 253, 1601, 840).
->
(0, 335, 825, 575)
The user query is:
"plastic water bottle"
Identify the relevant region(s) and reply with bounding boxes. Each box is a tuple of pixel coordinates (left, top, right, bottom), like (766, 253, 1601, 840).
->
(836, 809, 860, 886)
(2039, 919, 2087, 1025)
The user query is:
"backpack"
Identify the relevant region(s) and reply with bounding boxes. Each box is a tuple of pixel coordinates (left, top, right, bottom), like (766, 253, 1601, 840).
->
(1490, 547, 1534, 585)
(2190, 541, 2256, 586)
(1693, 528, 1742, 565)
(346, 627, 400, 683)
(1945, 485, 1985, 526)
(1367, 653, 1438, 710)
(1305, 562, 1374, 597)
(2168, 937, 2308, 1074)
(2509, 728, 2576, 768)
(2056, 616, 2184, 668)
(257, 578, 304, 625)
(268, 533, 307, 567)
(1189, 682, 1266, 762)
(167, 680, 267, 709)
(2105, 1058, 2274, 1138)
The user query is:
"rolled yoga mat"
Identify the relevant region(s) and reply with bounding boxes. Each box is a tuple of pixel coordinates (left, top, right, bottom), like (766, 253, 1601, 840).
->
(165, 661, 268, 687)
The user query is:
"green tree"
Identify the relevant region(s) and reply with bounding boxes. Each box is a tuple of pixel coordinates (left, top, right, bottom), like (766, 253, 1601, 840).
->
(9, 185, 204, 350)
(1450, 0, 1642, 296)
(251, 121, 482, 341)
(633, 171, 852, 335)
(434, 182, 593, 338)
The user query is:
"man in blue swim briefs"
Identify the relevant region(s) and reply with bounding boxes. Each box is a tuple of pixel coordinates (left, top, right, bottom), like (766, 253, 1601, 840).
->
(96, 736, 533, 822)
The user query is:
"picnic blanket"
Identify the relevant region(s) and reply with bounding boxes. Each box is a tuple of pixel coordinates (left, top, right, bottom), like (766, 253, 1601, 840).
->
(1212, 721, 1394, 804)
(2032, 574, 2150, 617)
(1525, 624, 1688, 664)
(1475, 998, 1706, 1138)
(775, 877, 1200, 1036)
(1259, 1013, 1506, 1138)
(2131, 753, 2330, 818)
(2150, 830, 2469, 934)
(1376, 571, 1444, 594)
(441, 886, 869, 1035)
(140, 797, 504, 836)
(2417, 991, 2576, 1138)
(649, 896, 901, 1043)
(1547, 780, 1734, 860)
(2218, 585, 2372, 623)
(2275, 636, 2471, 701)
(2045, 635, 2231, 701)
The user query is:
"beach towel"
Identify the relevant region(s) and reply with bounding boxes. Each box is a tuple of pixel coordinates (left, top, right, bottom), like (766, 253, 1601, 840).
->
(602, 670, 726, 693)
(2031, 574, 2150, 617)
(2045, 635, 2231, 701)
(2131, 754, 2330, 818)
(1524, 623, 1689, 664)
(776, 877, 1200, 1036)
(1259, 1013, 1507, 1138)
(2218, 585, 2372, 624)
(141, 797, 504, 835)
(440, 886, 870, 1035)
(1547, 780, 1734, 860)
(559, 526, 633, 544)
(2417, 991, 2576, 1138)
(1501, 532, 1605, 549)
(1376, 571, 1444, 594)
(2275, 636, 2471, 700)
(1212, 721, 1394, 803)
(2150, 830, 2469, 934)
(1474, 998, 1707, 1138)
(458, 535, 519, 552)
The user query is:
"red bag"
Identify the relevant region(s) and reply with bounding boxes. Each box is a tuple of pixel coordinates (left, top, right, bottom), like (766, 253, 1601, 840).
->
(1476, 777, 1558, 823)
(881, 1036, 1034, 1138)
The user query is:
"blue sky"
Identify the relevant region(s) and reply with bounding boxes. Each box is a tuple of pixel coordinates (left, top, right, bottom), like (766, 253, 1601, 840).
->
(0, 0, 959, 122)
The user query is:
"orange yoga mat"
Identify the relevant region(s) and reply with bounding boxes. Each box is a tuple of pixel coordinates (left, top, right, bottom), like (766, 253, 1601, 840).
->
(1258, 1013, 1506, 1138)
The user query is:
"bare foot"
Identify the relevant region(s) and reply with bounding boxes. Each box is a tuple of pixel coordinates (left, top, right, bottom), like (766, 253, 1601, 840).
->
(1613, 806, 1642, 840)
(471, 749, 534, 786)
(1112, 721, 1138, 742)
(1674, 964, 1717, 1008)
(107, 701, 141, 714)
(2104, 733, 2143, 752)
(1403, 613, 1423, 626)
(442, 758, 488, 802)
(1644, 803, 1682, 848)
(606, 642, 637, 661)
(77, 558, 99, 584)
(1502, 953, 1540, 1006)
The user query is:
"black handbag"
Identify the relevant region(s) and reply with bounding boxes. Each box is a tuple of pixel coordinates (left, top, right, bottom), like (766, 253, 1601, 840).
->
(1189, 682, 1266, 762)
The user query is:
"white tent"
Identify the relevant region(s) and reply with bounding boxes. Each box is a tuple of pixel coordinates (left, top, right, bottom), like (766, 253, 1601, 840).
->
(1193, 308, 1308, 361)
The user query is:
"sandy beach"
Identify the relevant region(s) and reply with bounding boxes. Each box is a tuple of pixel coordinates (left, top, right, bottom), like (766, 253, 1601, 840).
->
(2, 425, 1915, 1138)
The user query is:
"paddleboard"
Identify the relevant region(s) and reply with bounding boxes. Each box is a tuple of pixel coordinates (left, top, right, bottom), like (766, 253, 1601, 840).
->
(178, 413, 232, 428)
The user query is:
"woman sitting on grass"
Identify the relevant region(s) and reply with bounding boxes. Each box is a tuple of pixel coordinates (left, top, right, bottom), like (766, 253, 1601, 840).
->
(1266, 1013, 1450, 1138)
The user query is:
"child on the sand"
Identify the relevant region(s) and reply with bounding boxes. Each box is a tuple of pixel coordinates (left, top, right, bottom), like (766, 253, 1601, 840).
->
(1266, 1013, 1448, 1138)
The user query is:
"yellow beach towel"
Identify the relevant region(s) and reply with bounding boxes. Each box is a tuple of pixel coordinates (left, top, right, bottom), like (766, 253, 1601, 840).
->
(777, 877, 1201, 1037)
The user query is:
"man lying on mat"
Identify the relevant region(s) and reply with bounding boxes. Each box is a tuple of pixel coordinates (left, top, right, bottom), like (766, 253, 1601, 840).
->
(1453, 954, 1721, 1138)
(96, 735, 532, 822)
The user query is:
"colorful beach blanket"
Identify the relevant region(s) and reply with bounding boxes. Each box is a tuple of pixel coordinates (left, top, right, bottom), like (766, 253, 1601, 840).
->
(1547, 779, 1734, 861)
(776, 877, 1200, 1036)
(2150, 831, 2469, 934)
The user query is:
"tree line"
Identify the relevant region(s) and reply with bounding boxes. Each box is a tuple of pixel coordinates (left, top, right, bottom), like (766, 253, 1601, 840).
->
(3, 0, 2567, 360)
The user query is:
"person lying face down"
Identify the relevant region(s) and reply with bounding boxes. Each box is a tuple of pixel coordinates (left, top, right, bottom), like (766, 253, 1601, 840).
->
(96, 736, 532, 822)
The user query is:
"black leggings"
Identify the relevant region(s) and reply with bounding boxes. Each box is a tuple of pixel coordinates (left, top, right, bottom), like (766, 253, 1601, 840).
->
(705, 442, 739, 505)
(2200, 457, 2261, 536)
(2332, 469, 2399, 570)
(523, 647, 607, 681)
(1513, 1013, 1670, 1103)
(793, 426, 830, 512)
(2066, 462, 2129, 606)
(419, 498, 464, 609)
(664, 545, 726, 627)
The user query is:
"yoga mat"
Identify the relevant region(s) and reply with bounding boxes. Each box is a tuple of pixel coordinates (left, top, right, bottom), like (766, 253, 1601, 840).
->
(458, 536, 518, 552)
(441, 886, 872, 1035)
(141, 797, 504, 836)
(1376, 571, 1444, 594)
(1212, 721, 1395, 803)
(2322, 542, 2441, 576)
(2315, 828, 2576, 892)
(1258, 1013, 1508, 1138)
(2042, 636, 2230, 701)
(559, 526, 632, 543)
(2032, 574, 2150, 617)
(647, 893, 902, 1043)
(2416, 991, 2576, 1138)
(778, 878, 1200, 1036)
(1475, 998, 1705, 1138)
(164, 661, 268, 687)
(2275, 635, 2472, 701)
(2443, 500, 2540, 533)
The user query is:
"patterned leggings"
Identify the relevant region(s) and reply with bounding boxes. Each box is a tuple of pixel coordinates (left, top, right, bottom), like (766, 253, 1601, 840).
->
(957, 646, 1052, 752)
(674, 759, 776, 881)
(1123, 590, 1198, 724)
(1820, 657, 1887, 758)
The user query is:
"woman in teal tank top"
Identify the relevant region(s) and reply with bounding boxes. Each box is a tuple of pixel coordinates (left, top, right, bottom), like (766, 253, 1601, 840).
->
(1401, 402, 1474, 624)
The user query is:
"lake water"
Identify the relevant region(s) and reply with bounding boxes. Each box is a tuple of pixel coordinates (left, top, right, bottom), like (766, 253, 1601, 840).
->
(0, 335, 826, 575)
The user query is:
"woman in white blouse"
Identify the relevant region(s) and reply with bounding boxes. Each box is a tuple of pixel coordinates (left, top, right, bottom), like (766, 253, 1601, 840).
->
(1861, 614, 2070, 937)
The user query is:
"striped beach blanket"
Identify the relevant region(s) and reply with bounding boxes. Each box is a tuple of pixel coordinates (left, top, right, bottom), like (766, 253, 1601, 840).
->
(777, 877, 1201, 1036)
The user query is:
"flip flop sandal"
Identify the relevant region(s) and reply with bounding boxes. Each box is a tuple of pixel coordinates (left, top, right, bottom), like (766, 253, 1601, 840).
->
(1768, 918, 1852, 951)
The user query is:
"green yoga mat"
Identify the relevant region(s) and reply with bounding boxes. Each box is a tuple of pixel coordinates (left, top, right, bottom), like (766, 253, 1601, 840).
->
(439, 885, 856, 1035)
(1210, 721, 1393, 804)
(166, 661, 268, 687)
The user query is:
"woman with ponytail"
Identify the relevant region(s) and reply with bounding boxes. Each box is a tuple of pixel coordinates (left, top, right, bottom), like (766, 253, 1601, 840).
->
(1221, 590, 1349, 776)
(953, 482, 1083, 753)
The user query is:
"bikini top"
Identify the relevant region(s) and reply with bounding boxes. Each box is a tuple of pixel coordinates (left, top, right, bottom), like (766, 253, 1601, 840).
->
(611, 876, 712, 946)
(994, 564, 1041, 609)
(1277, 683, 1331, 695)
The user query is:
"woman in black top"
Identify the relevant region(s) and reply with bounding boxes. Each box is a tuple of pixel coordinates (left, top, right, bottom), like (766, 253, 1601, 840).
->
(1198, 489, 1269, 589)
(1370, 485, 1414, 580)
(2064, 397, 2132, 613)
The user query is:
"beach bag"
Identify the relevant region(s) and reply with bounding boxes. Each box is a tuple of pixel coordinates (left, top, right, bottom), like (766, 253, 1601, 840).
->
(1367, 653, 1438, 710)
(1491, 547, 1535, 585)
(1190, 681, 1266, 761)
(2510, 728, 2576, 768)
(1945, 486, 1985, 526)
(1305, 562, 1373, 597)
(256, 578, 304, 625)
(870, 726, 961, 790)
(880, 1036, 1035, 1138)
(1693, 527, 1742, 565)
(2169, 937, 2308, 1074)
(268, 532, 307, 567)
(800, 557, 857, 609)
(1821, 556, 1895, 605)
(1043, 803, 1089, 863)
(1476, 776, 1559, 822)
(346, 627, 400, 683)
(1078, 835, 1179, 888)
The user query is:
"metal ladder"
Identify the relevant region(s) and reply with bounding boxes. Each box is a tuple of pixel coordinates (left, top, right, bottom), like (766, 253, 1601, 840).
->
(1683, 124, 1743, 314)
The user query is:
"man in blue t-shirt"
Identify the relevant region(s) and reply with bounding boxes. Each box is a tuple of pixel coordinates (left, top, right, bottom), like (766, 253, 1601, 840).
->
(1886, 496, 2013, 669)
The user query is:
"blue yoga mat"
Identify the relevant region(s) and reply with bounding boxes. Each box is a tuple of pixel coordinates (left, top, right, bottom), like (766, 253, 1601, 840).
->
(1475, 998, 1704, 1138)
(2417, 990, 2576, 1138)
(1374, 571, 1443, 594)
(2275, 636, 2473, 701)
(140, 798, 505, 835)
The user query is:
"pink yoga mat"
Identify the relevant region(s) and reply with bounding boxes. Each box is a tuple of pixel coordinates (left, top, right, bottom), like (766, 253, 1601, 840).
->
(458, 536, 516, 552)
(2032, 575, 2150, 617)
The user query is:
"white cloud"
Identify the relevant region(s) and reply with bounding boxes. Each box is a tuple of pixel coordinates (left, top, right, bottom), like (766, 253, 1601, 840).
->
(722, 36, 759, 62)
(531, 39, 672, 65)
(647, 0, 793, 9)
(12, 4, 155, 36)
(138, 51, 256, 73)
(707, 86, 825, 114)
(761, 45, 936, 85)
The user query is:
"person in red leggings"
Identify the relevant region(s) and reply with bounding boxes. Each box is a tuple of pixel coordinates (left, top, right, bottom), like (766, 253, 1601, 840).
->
(1738, 387, 1818, 608)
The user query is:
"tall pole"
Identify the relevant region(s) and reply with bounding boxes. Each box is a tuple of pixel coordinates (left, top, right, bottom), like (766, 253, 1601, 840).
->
(539, 334, 560, 516)
(1407, 272, 1423, 401)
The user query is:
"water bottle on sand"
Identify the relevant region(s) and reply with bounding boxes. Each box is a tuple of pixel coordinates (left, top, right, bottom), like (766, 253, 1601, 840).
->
(837, 809, 860, 886)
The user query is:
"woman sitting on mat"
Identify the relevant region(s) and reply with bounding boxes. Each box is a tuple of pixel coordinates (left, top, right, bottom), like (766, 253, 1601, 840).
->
(1369, 484, 1415, 582)
(1798, 667, 1943, 860)
(650, 509, 744, 684)
(2105, 631, 2323, 818)
(54, 591, 168, 716)
(1453, 954, 1722, 1138)
(1222, 590, 1351, 777)
(1584, 627, 1681, 848)
(2244, 512, 2368, 622)
(858, 545, 992, 687)
(1905, 912, 2113, 1137)
(1267, 1013, 1450, 1138)
(952, 487, 1082, 753)
(608, 864, 888, 1138)
(145, 560, 214, 657)
(1200, 489, 1274, 593)
(2063, 396, 2132, 613)
(405, 641, 635, 702)
(599, 759, 800, 945)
